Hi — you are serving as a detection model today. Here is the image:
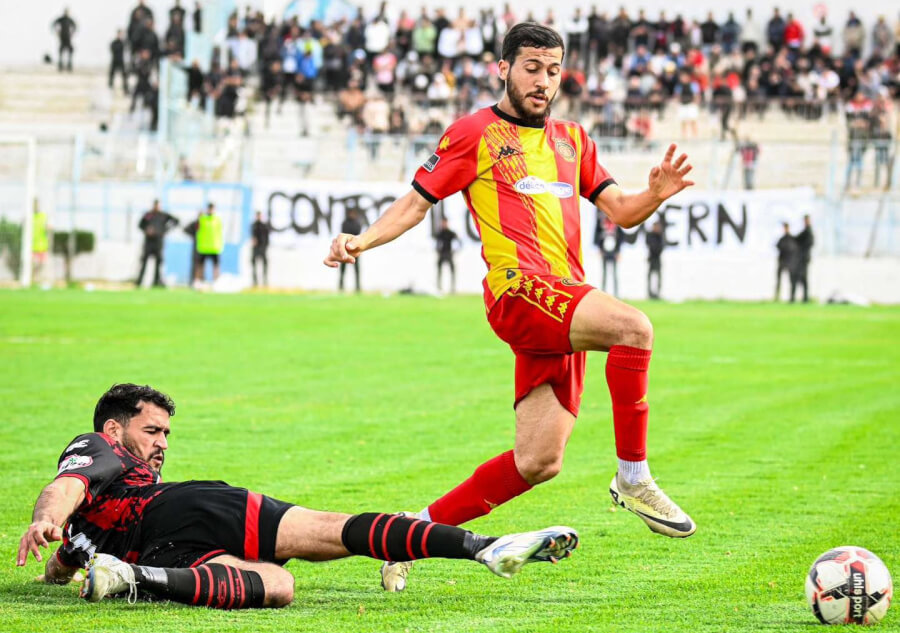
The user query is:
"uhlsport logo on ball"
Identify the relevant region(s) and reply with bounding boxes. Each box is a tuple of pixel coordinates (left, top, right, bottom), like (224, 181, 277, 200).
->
(805, 546, 893, 625)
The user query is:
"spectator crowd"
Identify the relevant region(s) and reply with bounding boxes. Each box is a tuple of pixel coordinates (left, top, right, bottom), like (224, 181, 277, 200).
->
(97, 2, 899, 150)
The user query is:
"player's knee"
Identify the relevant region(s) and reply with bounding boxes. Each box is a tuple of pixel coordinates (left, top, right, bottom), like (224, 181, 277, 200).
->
(517, 452, 564, 485)
(263, 569, 295, 608)
(622, 310, 653, 348)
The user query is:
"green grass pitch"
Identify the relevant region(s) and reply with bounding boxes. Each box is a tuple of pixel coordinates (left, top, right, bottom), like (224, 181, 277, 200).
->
(0, 289, 897, 632)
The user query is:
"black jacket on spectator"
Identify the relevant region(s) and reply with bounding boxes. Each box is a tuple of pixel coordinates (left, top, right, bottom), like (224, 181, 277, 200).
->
(165, 23, 185, 56)
(341, 216, 362, 236)
(610, 15, 631, 50)
(170, 6, 186, 27)
(53, 15, 77, 44)
(647, 231, 664, 263)
(251, 220, 270, 252)
(721, 17, 741, 50)
(345, 22, 365, 50)
(588, 13, 609, 58)
(700, 19, 720, 45)
(767, 16, 786, 49)
(776, 234, 797, 267)
(435, 228, 459, 259)
(139, 210, 179, 251)
(794, 226, 814, 265)
(128, 5, 154, 46)
(111, 38, 125, 64)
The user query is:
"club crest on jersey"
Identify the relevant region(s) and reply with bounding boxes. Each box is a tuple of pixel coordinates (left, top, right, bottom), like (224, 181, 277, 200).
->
(554, 138, 576, 161)
(423, 153, 440, 172)
(58, 454, 93, 474)
(65, 439, 89, 453)
(513, 176, 574, 198)
(438, 135, 450, 151)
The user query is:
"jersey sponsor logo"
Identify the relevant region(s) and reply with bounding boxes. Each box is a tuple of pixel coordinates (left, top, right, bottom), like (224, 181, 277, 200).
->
(438, 135, 450, 151)
(559, 278, 584, 287)
(513, 176, 574, 199)
(547, 182, 575, 198)
(58, 454, 93, 474)
(65, 439, 89, 453)
(423, 153, 440, 172)
(554, 138, 576, 161)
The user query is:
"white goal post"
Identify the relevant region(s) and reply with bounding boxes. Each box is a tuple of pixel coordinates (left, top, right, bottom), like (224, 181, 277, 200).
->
(0, 135, 38, 287)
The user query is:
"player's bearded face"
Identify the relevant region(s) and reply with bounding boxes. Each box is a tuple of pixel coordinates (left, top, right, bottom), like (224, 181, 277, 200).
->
(504, 47, 563, 126)
(119, 402, 169, 473)
(121, 431, 165, 473)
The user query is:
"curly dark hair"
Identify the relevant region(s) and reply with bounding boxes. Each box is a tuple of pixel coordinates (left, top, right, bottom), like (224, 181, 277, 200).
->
(501, 22, 565, 65)
(93, 383, 176, 432)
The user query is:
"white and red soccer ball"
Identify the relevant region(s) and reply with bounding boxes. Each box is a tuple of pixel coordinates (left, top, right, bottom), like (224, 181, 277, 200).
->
(806, 546, 892, 625)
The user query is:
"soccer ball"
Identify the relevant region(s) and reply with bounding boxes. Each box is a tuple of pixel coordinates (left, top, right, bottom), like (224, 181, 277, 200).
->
(805, 546, 893, 625)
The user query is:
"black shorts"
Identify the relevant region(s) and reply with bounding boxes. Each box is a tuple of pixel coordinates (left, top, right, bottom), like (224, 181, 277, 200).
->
(138, 480, 294, 568)
(198, 253, 220, 266)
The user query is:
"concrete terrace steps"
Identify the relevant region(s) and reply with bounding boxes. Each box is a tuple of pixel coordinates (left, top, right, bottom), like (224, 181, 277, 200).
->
(0, 66, 847, 189)
(0, 66, 133, 133)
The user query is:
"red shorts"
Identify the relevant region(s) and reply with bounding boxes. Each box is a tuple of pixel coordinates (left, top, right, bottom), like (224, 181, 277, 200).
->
(487, 274, 594, 417)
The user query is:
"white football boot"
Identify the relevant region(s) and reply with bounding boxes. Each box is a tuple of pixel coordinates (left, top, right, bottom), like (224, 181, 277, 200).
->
(475, 526, 579, 579)
(609, 472, 696, 538)
(80, 553, 139, 603)
(380, 512, 419, 592)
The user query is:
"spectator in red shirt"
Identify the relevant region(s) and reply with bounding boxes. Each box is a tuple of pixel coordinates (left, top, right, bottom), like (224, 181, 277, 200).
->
(560, 58, 586, 118)
(784, 13, 805, 51)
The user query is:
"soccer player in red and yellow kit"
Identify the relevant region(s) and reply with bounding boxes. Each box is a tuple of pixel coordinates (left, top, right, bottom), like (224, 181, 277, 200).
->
(325, 22, 697, 592)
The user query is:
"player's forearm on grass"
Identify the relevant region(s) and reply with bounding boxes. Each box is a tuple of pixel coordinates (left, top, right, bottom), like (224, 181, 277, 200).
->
(355, 191, 430, 252)
(31, 479, 85, 526)
(597, 188, 664, 229)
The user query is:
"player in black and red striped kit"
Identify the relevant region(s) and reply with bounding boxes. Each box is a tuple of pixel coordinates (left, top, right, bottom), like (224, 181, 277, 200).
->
(17, 384, 578, 609)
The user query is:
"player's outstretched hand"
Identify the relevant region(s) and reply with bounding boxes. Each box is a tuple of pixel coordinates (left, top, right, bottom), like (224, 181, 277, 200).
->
(648, 143, 695, 201)
(34, 571, 84, 584)
(324, 233, 362, 268)
(16, 521, 63, 566)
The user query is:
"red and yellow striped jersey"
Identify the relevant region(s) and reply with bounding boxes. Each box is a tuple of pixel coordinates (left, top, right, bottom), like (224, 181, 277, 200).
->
(413, 105, 615, 311)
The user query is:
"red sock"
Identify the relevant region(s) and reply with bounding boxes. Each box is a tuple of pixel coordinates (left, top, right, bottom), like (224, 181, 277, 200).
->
(427, 450, 532, 525)
(606, 345, 652, 461)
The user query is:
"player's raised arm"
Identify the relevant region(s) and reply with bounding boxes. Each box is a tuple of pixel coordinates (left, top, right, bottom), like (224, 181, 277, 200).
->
(323, 188, 433, 267)
(596, 143, 695, 229)
(16, 476, 85, 567)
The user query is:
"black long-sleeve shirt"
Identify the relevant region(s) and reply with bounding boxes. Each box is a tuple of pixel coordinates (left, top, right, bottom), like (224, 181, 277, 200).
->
(111, 38, 125, 64)
(794, 226, 814, 264)
(251, 220, 271, 251)
(53, 15, 77, 43)
(776, 234, 797, 266)
(139, 210, 179, 248)
(435, 228, 460, 258)
(647, 231, 664, 262)
(341, 217, 362, 236)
